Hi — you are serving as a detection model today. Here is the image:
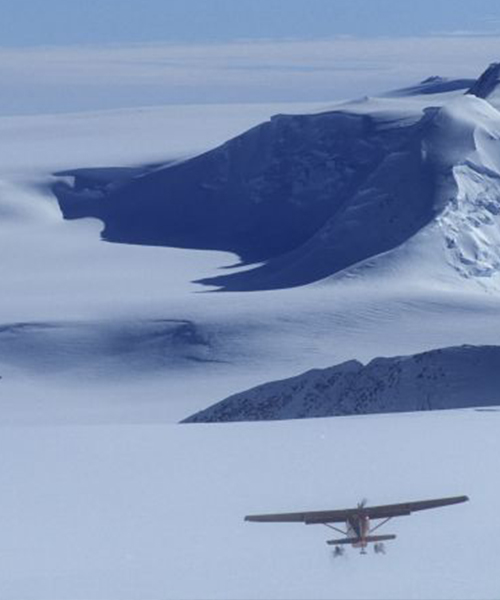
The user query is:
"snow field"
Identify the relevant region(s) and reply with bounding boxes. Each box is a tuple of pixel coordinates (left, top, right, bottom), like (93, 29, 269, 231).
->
(0, 409, 496, 599)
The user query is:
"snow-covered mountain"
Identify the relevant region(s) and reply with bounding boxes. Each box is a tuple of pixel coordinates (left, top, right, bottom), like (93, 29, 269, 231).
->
(467, 61, 500, 105)
(3, 65, 500, 599)
(184, 345, 500, 422)
(53, 64, 500, 291)
(4, 67, 500, 425)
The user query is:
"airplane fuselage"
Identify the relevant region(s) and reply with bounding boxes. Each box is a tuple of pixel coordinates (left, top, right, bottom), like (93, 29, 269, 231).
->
(347, 515, 370, 549)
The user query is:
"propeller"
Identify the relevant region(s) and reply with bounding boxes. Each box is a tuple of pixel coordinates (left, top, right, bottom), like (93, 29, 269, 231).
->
(357, 498, 368, 510)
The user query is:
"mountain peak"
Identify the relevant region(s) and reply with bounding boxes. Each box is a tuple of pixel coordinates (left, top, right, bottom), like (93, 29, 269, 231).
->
(420, 76, 445, 84)
(467, 62, 500, 103)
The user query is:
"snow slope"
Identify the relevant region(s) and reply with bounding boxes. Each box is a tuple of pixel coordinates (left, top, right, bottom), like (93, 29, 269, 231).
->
(1, 66, 500, 600)
(51, 66, 500, 291)
(0, 101, 333, 423)
(3, 79, 500, 423)
(184, 345, 500, 422)
(0, 409, 497, 600)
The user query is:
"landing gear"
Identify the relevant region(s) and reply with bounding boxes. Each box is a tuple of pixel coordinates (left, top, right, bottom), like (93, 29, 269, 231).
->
(374, 543, 386, 555)
(333, 546, 345, 558)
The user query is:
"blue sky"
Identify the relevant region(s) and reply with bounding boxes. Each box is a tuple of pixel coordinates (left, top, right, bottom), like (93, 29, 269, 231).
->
(2, 0, 500, 46)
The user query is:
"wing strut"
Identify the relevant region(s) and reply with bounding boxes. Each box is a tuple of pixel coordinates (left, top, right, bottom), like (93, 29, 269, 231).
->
(369, 516, 392, 534)
(323, 523, 348, 535)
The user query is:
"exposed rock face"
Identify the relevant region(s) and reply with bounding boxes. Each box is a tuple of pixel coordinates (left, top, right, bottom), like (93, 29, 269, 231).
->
(183, 345, 500, 422)
(467, 62, 500, 106)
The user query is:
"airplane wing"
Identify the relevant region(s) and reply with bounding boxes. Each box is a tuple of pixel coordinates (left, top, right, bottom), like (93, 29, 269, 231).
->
(245, 495, 468, 524)
(362, 495, 469, 520)
(245, 509, 356, 524)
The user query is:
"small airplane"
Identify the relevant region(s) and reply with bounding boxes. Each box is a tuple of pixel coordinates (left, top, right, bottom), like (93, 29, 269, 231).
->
(245, 495, 469, 555)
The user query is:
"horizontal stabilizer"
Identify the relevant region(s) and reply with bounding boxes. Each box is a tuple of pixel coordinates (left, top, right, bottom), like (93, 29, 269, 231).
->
(327, 534, 396, 546)
(327, 537, 363, 546)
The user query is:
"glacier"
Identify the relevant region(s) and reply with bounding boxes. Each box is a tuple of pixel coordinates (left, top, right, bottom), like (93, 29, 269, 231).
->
(1, 65, 500, 600)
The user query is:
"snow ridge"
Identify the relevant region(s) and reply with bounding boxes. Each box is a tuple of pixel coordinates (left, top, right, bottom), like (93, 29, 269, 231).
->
(183, 345, 500, 422)
(426, 95, 500, 279)
(53, 64, 500, 291)
(467, 62, 500, 106)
